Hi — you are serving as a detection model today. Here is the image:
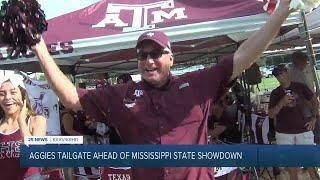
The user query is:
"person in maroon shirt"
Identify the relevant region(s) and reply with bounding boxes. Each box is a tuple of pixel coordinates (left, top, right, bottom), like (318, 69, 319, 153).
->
(268, 64, 319, 180)
(208, 92, 240, 144)
(60, 108, 103, 180)
(0, 73, 47, 180)
(32, 1, 293, 179)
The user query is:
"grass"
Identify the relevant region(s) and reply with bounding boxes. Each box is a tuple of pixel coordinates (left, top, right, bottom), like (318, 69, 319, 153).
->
(258, 77, 279, 91)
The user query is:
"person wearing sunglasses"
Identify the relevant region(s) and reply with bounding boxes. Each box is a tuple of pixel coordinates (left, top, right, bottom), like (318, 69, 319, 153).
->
(268, 64, 319, 180)
(32, 1, 294, 179)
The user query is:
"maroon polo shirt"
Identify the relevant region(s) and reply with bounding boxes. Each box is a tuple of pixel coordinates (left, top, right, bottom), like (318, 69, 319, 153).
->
(77, 54, 234, 180)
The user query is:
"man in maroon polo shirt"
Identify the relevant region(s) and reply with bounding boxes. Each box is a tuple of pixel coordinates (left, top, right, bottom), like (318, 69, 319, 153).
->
(32, 1, 293, 179)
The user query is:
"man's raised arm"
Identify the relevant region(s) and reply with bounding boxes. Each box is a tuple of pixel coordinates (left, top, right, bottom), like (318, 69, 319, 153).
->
(33, 38, 82, 112)
(231, 0, 291, 80)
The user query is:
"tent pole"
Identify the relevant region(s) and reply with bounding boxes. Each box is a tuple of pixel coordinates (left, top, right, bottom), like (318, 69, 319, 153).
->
(71, 64, 78, 85)
(299, 11, 320, 97)
(72, 75, 76, 85)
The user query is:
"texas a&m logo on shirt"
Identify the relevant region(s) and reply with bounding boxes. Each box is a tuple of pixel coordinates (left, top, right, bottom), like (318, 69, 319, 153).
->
(123, 89, 144, 108)
(133, 90, 143, 97)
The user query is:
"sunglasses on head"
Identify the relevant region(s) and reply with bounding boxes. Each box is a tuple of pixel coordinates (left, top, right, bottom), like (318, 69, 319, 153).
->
(137, 49, 170, 61)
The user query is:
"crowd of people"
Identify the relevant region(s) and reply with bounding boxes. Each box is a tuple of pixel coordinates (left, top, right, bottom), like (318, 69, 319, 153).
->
(0, 0, 319, 179)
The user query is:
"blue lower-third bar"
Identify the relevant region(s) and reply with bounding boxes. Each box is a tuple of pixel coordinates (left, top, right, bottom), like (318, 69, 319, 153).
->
(20, 144, 320, 167)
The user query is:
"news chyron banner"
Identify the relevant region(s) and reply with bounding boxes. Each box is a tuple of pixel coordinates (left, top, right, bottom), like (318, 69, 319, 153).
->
(21, 141, 320, 167)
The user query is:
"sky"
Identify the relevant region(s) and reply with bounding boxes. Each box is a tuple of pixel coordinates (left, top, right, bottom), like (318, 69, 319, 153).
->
(37, 0, 100, 19)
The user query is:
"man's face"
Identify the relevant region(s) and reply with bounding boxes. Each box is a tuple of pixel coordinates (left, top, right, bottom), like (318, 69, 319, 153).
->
(137, 41, 173, 87)
(275, 70, 290, 84)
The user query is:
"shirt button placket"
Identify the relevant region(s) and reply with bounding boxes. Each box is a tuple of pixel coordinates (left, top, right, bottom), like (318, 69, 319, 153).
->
(159, 121, 165, 144)
(156, 103, 164, 132)
(159, 122, 164, 134)
(164, 169, 170, 179)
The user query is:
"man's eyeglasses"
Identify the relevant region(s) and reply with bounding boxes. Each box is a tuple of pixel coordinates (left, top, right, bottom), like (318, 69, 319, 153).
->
(137, 49, 170, 61)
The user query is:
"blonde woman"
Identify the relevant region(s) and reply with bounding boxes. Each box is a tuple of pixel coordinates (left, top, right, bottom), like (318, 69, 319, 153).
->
(0, 73, 46, 180)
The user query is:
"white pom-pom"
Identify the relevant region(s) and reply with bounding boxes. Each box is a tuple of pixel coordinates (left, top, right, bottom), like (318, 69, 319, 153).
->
(290, 0, 320, 12)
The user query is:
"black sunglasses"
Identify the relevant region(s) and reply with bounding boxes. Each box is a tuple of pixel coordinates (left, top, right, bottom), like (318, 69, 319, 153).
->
(137, 49, 170, 61)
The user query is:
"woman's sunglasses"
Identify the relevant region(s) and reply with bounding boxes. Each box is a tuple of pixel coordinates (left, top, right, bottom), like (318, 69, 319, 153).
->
(137, 49, 170, 61)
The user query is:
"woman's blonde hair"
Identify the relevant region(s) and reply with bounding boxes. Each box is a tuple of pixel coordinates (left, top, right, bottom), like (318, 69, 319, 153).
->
(19, 86, 36, 116)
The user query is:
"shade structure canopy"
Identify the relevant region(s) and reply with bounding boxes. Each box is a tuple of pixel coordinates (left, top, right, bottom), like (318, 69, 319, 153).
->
(0, 0, 302, 75)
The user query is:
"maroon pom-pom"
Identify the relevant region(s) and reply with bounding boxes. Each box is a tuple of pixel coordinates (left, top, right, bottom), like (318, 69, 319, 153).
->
(0, 0, 47, 58)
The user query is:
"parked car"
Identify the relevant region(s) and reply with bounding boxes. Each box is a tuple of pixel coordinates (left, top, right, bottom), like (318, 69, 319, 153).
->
(260, 67, 273, 78)
(286, 62, 293, 68)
